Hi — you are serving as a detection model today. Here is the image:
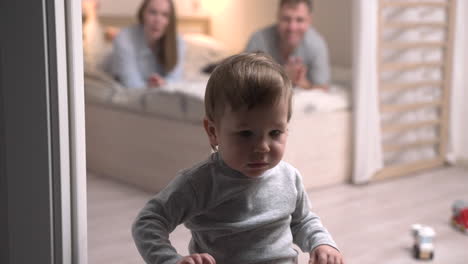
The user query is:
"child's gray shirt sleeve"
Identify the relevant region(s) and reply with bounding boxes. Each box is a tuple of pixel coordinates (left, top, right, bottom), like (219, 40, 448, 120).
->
(290, 170, 338, 252)
(132, 174, 197, 264)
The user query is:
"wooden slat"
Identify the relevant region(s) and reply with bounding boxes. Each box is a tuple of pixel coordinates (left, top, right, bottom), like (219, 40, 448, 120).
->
(380, 101, 441, 113)
(380, 80, 443, 92)
(382, 41, 446, 49)
(380, 1, 449, 8)
(439, 0, 456, 158)
(382, 120, 440, 133)
(381, 61, 444, 71)
(383, 139, 439, 152)
(384, 22, 447, 29)
(375, 0, 455, 182)
(373, 158, 445, 181)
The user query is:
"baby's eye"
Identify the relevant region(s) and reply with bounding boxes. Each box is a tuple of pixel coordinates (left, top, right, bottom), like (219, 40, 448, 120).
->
(238, 130, 253, 138)
(269, 130, 283, 137)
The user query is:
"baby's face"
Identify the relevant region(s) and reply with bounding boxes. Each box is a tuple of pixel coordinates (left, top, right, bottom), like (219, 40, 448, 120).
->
(209, 101, 289, 177)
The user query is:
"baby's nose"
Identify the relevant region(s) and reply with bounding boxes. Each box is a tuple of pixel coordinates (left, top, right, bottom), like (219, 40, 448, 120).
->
(253, 138, 270, 152)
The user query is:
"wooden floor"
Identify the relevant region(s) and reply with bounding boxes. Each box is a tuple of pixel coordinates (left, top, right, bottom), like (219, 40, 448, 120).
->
(87, 166, 468, 264)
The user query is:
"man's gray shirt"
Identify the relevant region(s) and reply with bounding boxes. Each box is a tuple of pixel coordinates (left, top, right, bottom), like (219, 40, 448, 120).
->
(245, 25, 330, 86)
(132, 152, 337, 264)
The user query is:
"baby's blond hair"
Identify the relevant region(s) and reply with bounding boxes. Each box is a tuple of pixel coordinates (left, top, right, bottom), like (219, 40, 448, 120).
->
(204, 52, 293, 123)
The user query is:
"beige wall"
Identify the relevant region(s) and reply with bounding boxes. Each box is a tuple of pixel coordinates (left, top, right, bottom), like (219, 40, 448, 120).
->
(97, 0, 352, 67)
(98, 0, 139, 15)
(314, 0, 352, 68)
(202, 0, 278, 53)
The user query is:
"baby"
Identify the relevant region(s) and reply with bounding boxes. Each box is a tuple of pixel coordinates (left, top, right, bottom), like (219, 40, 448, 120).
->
(132, 52, 344, 264)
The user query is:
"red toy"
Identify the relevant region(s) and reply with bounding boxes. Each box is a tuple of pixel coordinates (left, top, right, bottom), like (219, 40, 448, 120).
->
(451, 200, 468, 234)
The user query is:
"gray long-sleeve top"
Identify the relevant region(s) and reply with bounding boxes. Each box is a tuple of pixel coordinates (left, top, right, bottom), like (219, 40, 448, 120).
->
(132, 152, 337, 264)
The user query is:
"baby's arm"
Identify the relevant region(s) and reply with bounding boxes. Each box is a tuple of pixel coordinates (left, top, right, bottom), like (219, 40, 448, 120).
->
(132, 196, 184, 264)
(132, 175, 203, 264)
(290, 171, 343, 263)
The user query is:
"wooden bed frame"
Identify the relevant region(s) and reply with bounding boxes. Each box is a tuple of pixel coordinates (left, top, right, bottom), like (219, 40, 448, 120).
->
(99, 15, 211, 35)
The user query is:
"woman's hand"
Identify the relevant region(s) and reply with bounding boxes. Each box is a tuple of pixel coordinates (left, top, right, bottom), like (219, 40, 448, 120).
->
(309, 245, 344, 264)
(177, 253, 216, 264)
(148, 73, 166, 88)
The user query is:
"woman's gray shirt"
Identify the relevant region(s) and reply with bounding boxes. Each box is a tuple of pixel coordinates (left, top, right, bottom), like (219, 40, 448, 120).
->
(132, 152, 337, 264)
(110, 24, 185, 89)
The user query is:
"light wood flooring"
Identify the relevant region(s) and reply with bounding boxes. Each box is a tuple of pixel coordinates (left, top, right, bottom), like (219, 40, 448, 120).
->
(87, 166, 468, 264)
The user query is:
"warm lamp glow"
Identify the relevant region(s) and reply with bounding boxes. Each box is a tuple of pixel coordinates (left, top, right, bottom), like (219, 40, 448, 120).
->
(200, 0, 229, 14)
(192, 0, 200, 11)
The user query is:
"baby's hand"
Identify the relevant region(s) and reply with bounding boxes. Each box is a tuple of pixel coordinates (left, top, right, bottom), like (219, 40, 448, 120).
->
(309, 245, 344, 264)
(177, 253, 216, 264)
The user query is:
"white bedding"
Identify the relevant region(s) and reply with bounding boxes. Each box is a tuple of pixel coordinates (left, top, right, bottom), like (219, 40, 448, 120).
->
(159, 81, 350, 115)
(85, 73, 351, 125)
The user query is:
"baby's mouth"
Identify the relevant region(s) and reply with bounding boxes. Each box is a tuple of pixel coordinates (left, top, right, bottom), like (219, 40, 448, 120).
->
(247, 162, 268, 168)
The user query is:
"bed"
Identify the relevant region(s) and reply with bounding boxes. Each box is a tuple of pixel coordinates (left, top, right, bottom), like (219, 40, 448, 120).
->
(84, 15, 353, 192)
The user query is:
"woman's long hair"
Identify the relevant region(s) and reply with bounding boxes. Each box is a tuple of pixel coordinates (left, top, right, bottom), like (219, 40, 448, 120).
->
(137, 0, 178, 73)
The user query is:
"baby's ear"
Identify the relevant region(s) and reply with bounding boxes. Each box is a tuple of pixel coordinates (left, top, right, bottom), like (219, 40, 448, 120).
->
(203, 118, 218, 148)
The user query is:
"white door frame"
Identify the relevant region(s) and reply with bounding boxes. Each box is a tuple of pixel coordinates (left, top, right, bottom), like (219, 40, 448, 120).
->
(0, 0, 87, 263)
(64, 0, 88, 263)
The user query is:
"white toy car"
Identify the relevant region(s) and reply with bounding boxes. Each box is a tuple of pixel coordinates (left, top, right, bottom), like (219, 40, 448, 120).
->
(411, 224, 435, 260)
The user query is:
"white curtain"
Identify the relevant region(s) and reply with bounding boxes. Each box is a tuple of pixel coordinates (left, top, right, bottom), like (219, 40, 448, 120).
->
(352, 0, 382, 184)
(449, 0, 468, 163)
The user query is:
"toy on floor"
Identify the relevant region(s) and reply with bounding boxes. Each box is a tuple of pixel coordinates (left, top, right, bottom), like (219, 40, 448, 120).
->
(411, 224, 435, 260)
(451, 200, 468, 234)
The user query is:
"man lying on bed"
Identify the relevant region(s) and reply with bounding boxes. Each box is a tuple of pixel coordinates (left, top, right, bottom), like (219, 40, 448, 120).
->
(245, 0, 330, 91)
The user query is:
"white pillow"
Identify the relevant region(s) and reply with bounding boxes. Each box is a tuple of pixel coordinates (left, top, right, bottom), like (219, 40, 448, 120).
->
(84, 67, 126, 104)
(183, 33, 229, 80)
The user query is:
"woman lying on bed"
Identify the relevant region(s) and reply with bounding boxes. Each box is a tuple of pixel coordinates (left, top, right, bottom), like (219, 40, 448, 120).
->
(109, 0, 185, 89)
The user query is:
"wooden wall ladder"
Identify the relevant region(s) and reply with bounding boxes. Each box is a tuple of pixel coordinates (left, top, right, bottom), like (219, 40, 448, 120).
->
(375, 0, 457, 180)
